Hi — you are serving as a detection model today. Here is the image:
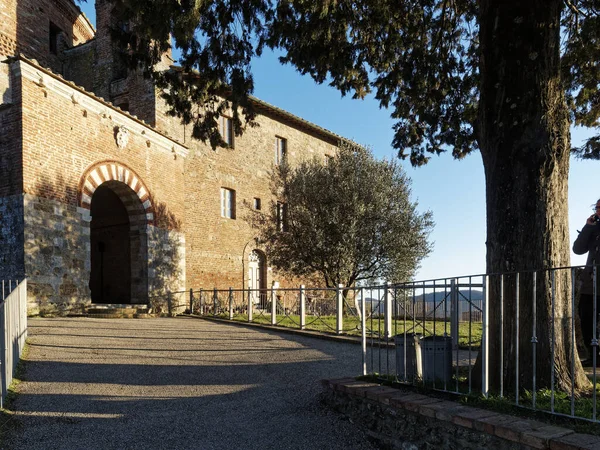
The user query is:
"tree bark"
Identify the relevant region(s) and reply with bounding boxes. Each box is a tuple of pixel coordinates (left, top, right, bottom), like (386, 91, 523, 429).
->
(478, 0, 589, 391)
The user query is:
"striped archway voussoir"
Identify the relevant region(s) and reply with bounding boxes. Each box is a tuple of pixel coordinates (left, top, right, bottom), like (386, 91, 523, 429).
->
(78, 161, 154, 224)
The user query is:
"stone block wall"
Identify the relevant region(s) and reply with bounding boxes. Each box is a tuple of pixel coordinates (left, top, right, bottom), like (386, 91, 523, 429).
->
(148, 226, 185, 296)
(23, 194, 90, 314)
(0, 195, 25, 282)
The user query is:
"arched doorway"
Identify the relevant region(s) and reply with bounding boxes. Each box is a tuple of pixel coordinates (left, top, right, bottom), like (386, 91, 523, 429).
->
(88, 180, 149, 304)
(248, 250, 267, 308)
(80, 162, 153, 305)
(90, 184, 131, 303)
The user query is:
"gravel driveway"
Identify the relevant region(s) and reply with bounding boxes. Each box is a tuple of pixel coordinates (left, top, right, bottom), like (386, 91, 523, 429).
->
(3, 317, 375, 450)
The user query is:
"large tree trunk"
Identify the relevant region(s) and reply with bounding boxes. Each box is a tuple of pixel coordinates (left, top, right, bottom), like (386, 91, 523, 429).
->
(478, 0, 589, 391)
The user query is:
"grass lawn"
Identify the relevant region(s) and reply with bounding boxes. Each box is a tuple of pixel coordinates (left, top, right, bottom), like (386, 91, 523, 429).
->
(211, 312, 483, 348)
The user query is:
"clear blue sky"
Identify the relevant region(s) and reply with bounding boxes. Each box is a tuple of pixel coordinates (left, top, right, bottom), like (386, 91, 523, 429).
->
(78, 2, 598, 281)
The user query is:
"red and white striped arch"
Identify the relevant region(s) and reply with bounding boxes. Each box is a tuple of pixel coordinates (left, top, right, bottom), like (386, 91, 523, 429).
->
(78, 161, 154, 224)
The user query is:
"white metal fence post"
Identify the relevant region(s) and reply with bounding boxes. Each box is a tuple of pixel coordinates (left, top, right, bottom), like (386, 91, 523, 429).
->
(1, 280, 5, 409)
(336, 284, 343, 335)
(482, 274, 489, 398)
(229, 287, 234, 320)
(299, 285, 306, 330)
(271, 282, 278, 325)
(248, 287, 253, 323)
(450, 278, 458, 350)
(361, 286, 367, 376)
(384, 282, 392, 339)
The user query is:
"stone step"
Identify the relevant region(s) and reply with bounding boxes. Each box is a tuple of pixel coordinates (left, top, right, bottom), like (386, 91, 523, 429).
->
(86, 304, 152, 319)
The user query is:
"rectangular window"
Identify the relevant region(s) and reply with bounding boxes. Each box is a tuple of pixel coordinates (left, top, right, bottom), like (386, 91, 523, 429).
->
(220, 188, 236, 219)
(219, 116, 234, 147)
(49, 22, 62, 55)
(275, 137, 287, 165)
(254, 198, 261, 210)
(276, 201, 288, 231)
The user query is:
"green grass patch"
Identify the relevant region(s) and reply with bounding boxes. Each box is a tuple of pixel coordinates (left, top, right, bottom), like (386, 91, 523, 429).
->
(215, 313, 482, 348)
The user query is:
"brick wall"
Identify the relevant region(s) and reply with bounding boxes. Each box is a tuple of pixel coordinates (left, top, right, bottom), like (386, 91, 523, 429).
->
(183, 110, 338, 290)
(0, 60, 24, 281)
(62, 41, 96, 93)
(0, 60, 22, 198)
(0, 0, 93, 74)
(17, 58, 187, 311)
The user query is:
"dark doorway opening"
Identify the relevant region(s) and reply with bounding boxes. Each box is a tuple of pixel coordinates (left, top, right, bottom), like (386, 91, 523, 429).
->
(90, 184, 131, 303)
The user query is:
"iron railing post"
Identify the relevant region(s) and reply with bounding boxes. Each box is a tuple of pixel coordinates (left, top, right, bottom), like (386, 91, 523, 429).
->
(336, 284, 343, 335)
(450, 278, 458, 351)
(500, 274, 504, 398)
(189, 288, 194, 314)
(248, 287, 253, 323)
(213, 288, 217, 317)
(361, 286, 367, 376)
(482, 274, 489, 399)
(515, 272, 520, 405)
(229, 287, 233, 320)
(271, 282, 277, 325)
(299, 285, 306, 330)
(531, 271, 538, 409)
(384, 282, 392, 339)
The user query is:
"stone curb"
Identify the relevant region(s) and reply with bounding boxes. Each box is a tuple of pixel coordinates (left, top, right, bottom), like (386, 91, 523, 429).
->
(323, 379, 600, 450)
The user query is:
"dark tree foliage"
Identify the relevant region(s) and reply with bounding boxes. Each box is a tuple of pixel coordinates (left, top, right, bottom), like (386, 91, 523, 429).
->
(99, 0, 599, 159)
(250, 143, 433, 289)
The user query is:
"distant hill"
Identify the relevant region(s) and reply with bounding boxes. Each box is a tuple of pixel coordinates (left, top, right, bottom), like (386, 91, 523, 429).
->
(412, 290, 484, 303)
(363, 290, 484, 304)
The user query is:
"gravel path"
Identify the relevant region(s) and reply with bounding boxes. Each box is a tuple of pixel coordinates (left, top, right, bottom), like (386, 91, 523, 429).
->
(3, 317, 375, 450)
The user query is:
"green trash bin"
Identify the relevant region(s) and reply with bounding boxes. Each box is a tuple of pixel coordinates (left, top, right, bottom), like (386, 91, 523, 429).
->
(394, 333, 422, 382)
(421, 336, 452, 384)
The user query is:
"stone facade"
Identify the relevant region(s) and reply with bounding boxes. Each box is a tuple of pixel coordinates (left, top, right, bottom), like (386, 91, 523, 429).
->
(0, 0, 340, 313)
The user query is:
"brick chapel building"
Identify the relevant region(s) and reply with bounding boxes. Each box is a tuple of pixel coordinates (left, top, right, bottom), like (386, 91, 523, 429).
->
(0, 0, 340, 314)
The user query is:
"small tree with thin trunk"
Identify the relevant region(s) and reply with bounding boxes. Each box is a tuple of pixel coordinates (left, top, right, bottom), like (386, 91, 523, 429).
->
(250, 142, 434, 291)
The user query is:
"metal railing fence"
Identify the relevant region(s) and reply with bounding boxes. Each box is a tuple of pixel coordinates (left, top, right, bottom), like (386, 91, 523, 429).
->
(1, 279, 28, 409)
(365, 266, 600, 423)
(161, 265, 600, 422)
(184, 285, 368, 334)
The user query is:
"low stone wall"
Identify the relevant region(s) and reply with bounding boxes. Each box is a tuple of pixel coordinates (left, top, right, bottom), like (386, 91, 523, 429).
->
(321, 378, 600, 450)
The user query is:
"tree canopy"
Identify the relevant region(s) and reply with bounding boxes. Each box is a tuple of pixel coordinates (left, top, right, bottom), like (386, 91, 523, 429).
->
(250, 142, 433, 289)
(106, 0, 599, 160)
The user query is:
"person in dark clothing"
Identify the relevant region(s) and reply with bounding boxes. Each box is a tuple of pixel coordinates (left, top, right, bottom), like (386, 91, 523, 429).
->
(573, 199, 600, 365)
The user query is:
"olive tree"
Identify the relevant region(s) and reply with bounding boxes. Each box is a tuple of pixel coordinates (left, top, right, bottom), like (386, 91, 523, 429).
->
(251, 142, 433, 290)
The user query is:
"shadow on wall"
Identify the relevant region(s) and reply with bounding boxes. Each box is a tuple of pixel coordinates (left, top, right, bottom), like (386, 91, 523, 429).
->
(145, 195, 185, 314)
(26, 172, 86, 315)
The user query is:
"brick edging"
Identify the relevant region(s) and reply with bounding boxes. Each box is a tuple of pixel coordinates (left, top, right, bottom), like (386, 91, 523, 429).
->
(322, 378, 600, 450)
